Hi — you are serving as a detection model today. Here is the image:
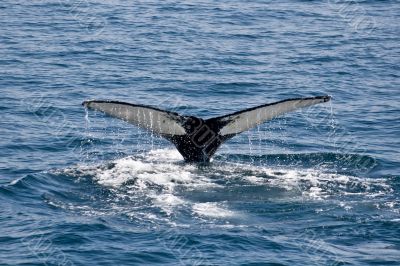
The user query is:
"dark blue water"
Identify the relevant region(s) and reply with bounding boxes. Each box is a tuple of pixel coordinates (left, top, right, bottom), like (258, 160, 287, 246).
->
(1, 1, 399, 265)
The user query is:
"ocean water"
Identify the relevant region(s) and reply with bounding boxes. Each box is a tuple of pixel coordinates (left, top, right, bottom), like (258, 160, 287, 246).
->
(1, 0, 399, 265)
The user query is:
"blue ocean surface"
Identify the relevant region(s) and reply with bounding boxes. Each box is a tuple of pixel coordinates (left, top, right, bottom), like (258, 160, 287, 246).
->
(1, 1, 399, 265)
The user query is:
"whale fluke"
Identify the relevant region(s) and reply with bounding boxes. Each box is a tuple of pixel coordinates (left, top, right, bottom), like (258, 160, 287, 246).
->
(83, 100, 187, 137)
(83, 96, 331, 162)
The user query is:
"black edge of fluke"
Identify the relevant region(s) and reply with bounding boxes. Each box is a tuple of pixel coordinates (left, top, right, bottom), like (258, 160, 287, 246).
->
(322, 95, 332, 103)
(306, 95, 331, 103)
(82, 100, 98, 107)
(320, 95, 331, 102)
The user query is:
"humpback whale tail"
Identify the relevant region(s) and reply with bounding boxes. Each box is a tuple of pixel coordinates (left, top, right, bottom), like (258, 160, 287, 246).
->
(83, 96, 331, 162)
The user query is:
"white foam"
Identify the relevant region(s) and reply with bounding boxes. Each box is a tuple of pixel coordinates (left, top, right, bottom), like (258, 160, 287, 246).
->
(65, 149, 391, 203)
(62, 149, 223, 219)
(244, 175, 265, 184)
(91, 150, 197, 190)
(192, 202, 235, 218)
(152, 193, 186, 216)
(146, 148, 184, 161)
(56, 148, 393, 222)
(154, 193, 185, 206)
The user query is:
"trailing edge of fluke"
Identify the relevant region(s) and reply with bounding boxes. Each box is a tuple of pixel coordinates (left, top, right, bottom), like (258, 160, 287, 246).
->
(83, 95, 331, 162)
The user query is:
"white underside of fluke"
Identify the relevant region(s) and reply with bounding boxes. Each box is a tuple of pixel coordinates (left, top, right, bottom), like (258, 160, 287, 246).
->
(217, 97, 330, 136)
(83, 101, 186, 136)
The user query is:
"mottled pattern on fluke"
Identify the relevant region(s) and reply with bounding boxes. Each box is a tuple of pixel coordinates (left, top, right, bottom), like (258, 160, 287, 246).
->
(83, 96, 331, 162)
